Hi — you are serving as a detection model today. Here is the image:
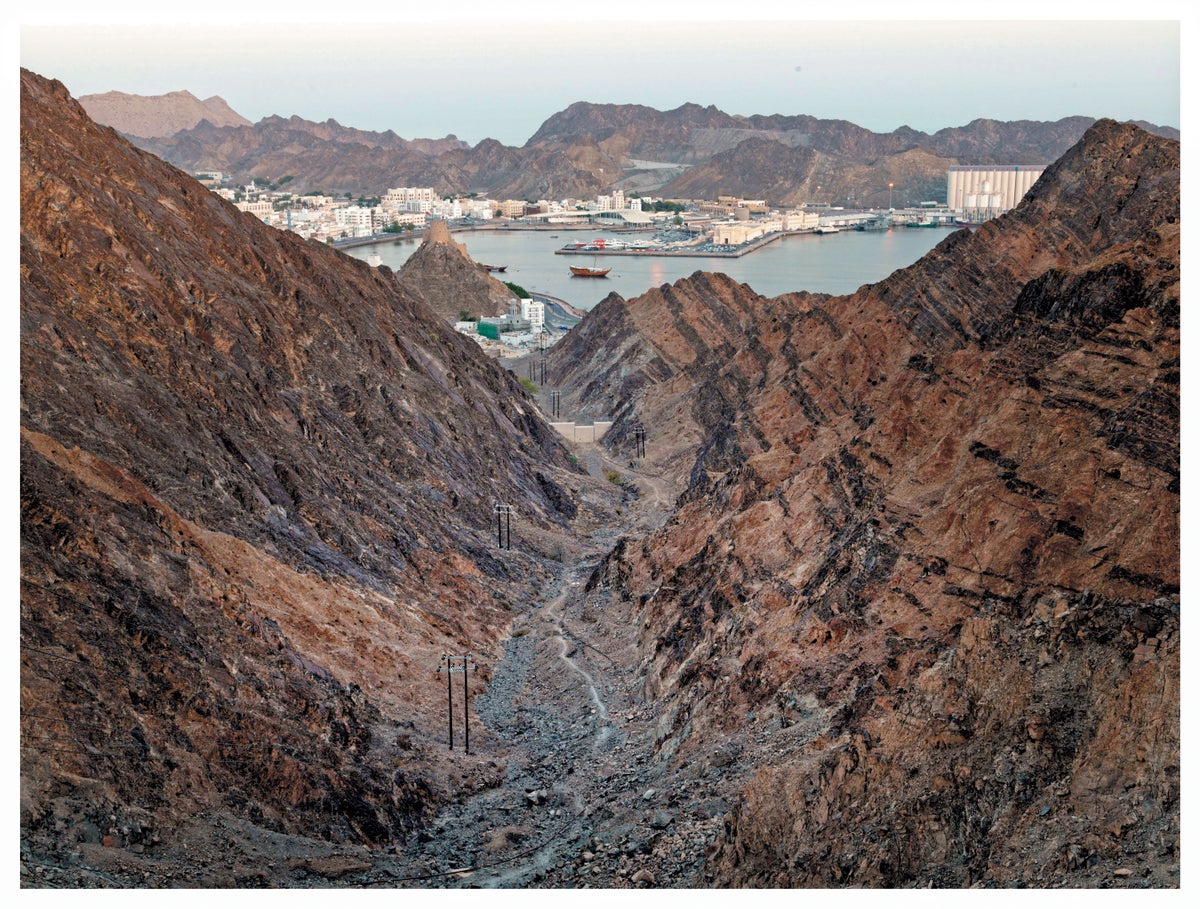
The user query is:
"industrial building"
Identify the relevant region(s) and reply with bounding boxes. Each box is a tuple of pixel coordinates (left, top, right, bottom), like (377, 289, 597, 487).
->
(946, 165, 1046, 223)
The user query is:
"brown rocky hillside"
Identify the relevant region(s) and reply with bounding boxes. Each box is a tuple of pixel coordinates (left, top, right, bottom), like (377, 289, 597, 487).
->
(396, 219, 515, 321)
(550, 119, 1179, 886)
(20, 63, 1179, 890)
(79, 89, 252, 138)
(20, 68, 615, 882)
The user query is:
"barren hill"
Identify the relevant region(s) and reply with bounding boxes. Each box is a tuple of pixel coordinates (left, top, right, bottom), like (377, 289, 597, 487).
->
(20, 64, 1179, 890)
(20, 68, 613, 881)
(79, 88, 252, 138)
(549, 119, 1180, 886)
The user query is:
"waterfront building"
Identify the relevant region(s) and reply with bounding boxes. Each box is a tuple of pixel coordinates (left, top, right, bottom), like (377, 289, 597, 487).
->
(782, 210, 820, 231)
(499, 199, 526, 219)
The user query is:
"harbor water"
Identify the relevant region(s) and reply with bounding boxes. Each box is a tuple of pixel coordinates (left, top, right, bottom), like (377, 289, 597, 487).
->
(346, 226, 955, 312)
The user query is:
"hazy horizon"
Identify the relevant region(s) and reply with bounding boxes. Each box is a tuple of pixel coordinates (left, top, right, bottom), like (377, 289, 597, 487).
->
(20, 12, 1181, 147)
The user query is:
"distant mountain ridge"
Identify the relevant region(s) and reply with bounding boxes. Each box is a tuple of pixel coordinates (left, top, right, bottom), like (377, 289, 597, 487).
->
(79, 88, 252, 138)
(119, 93, 1178, 206)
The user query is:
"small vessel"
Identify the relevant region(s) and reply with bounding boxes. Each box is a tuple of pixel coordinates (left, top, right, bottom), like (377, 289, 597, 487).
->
(905, 217, 939, 228)
(854, 217, 890, 232)
(570, 264, 611, 277)
(814, 225, 840, 234)
(478, 263, 508, 272)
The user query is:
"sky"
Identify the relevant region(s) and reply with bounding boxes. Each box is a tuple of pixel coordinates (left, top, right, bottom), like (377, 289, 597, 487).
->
(16, 1, 1184, 148)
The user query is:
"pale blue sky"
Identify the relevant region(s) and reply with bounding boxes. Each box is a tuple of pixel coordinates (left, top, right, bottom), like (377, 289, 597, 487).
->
(19, 2, 1182, 146)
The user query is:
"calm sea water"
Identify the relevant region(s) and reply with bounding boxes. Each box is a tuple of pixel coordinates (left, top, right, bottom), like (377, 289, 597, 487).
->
(346, 226, 955, 311)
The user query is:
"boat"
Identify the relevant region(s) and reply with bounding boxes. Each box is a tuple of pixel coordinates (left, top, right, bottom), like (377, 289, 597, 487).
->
(569, 264, 611, 277)
(905, 217, 939, 228)
(813, 225, 840, 234)
(478, 263, 508, 273)
(853, 217, 890, 232)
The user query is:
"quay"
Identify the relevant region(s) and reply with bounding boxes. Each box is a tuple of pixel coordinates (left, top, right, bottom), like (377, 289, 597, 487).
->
(555, 230, 796, 259)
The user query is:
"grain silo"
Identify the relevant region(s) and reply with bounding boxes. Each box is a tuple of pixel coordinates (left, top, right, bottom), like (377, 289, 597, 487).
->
(947, 165, 1046, 223)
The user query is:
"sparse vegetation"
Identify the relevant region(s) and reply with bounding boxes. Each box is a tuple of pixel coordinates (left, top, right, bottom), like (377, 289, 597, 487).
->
(503, 281, 530, 299)
(520, 378, 539, 394)
(604, 468, 622, 485)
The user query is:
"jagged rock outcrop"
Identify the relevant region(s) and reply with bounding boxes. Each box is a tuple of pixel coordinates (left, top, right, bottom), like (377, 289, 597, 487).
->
(79, 89, 252, 138)
(555, 119, 1179, 886)
(20, 68, 604, 877)
(395, 220, 514, 321)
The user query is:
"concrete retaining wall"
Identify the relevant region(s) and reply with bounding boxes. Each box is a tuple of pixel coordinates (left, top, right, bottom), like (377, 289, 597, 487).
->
(550, 421, 612, 444)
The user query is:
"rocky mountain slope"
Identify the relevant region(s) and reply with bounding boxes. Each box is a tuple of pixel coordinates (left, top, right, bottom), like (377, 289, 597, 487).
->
(20, 68, 617, 881)
(79, 89, 252, 138)
(396, 219, 515, 321)
(530, 103, 1178, 204)
(136, 118, 617, 199)
(120, 97, 1178, 205)
(550, 119, 1179, 886)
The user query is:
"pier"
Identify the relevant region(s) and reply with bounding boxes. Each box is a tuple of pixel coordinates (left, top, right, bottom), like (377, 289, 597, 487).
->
(554, 230, 796, 259)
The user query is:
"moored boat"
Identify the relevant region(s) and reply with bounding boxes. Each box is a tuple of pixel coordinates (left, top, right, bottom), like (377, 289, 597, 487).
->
(854, 217, 890, 232)
(569, 264, 611, 277)
(478, 263, 508, 272)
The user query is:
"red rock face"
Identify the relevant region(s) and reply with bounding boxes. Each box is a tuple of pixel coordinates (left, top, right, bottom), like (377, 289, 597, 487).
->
(20, 69, 596, 863)
(561, 120, 1179, 886)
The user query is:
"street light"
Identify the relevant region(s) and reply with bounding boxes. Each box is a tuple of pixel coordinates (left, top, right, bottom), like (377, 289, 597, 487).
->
(888, 183, 894, 212)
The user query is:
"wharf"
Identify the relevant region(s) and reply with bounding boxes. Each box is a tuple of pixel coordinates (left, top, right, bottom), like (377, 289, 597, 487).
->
(554, 230, 801, 259)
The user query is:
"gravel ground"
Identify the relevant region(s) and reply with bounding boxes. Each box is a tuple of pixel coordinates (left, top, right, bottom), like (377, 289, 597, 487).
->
(22, 450, 738, 889)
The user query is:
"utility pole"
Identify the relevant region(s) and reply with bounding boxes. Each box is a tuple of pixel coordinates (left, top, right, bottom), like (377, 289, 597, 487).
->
(632, 423, 646, 459)
(438, 653, 454, 750)
(437, 652, 477, 752)
(549, 390, 561, 419)
(493, 502, 515, 550)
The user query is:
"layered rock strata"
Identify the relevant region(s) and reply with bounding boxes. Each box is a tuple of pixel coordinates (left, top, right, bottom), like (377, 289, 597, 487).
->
(20, 68, 603, 866)
(556, 119, 1179, 886)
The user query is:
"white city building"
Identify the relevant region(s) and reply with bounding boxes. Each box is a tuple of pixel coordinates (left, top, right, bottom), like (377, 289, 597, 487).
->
(519, 297, 545, 333)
